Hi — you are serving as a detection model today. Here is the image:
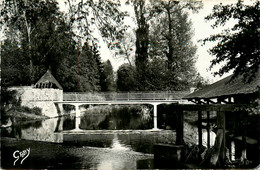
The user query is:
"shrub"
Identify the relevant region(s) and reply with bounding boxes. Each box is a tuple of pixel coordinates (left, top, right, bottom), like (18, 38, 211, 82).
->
(31, 107, 42, 116)
(17, 106, 42, 116)
(18, 106, 32, 113)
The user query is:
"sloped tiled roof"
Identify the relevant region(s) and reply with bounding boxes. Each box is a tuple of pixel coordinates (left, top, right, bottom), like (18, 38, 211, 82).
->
(35, 70, 63, 90)
(184, 68, 260, 99)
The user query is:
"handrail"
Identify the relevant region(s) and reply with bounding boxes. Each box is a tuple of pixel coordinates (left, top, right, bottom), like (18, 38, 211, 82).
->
(63, 91, 189, 101)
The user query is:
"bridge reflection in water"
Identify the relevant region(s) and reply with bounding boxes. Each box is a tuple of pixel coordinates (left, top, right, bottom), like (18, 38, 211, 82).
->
(2, 115, 176, 153)
(3, 115, 177, 169)
(55, 91, 189, 131)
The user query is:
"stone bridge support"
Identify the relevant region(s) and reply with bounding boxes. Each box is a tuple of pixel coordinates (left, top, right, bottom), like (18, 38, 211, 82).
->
(73, 103, 82, 131)
(152, 103, 160, 130)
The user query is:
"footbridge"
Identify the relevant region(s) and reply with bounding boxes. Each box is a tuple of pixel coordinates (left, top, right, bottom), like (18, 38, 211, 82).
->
(55, 91, 190, 130)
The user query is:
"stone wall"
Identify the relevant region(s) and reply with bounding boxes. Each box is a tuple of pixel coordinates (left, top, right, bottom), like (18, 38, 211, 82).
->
(8, 86, 63, 117)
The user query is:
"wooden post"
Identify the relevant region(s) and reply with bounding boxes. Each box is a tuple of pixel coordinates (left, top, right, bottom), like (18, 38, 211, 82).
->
(207, 111, 211, 148)
(198, 110, 203, 147)
(241, 113, 247, 163)
(210, 111, 226, 166)
(176, 110, 184, 145)
(220, 111, 226, 162)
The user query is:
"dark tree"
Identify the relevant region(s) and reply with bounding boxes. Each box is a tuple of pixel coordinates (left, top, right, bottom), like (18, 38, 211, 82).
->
(132, 0, 151, 90)
(100, 60, 116, 91)
(134, 0, 149, 70)
(203, 0, 260, 82)
(116, 64, 138, 91)
(1, 40, 29, 86)
(56, 42, 101, 92)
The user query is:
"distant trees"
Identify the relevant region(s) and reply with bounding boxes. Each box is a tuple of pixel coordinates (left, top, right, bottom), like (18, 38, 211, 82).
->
(203, 0, 260, 82)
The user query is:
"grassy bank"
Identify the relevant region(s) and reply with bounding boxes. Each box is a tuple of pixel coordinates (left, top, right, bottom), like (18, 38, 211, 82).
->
(1, 106, 48, 127)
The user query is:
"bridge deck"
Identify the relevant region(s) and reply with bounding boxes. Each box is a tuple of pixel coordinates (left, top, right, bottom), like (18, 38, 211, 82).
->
(63, 91, 190, 102)
(54, 100, 180, 105)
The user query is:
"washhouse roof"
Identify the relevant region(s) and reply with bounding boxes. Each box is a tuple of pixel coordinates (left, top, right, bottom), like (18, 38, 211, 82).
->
(184, 68, 260, 100)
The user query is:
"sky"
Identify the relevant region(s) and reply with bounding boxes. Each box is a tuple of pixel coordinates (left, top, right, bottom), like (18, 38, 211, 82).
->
(190, 0, 236, 82)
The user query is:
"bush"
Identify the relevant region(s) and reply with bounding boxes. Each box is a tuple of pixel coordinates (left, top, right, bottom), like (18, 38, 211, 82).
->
(16, 106, 42, 116)
(31, 107, 42, 116)
(1, 88, 19, 106)
(19, 106, 31, 113)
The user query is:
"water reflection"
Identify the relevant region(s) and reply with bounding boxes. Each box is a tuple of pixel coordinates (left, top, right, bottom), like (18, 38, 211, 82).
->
(110, 134, 131, 151)
(3, 118, 63, 143)
(1, 105, 176, 169)
(2, 114, 176, 154)
(79, 105, 153, 130)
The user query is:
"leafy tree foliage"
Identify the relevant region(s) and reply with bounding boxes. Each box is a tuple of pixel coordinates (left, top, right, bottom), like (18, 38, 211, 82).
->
(64, 0, 127, 46)
(203, 0, 260, 82)
(118, 0, 202, 91)
(148, 0, 202, 90)
(1, 40, 29, 86)
(1, 0, 75, 85)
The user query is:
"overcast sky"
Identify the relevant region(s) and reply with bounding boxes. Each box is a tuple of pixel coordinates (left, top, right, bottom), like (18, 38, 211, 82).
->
(191, 0, 236, 82)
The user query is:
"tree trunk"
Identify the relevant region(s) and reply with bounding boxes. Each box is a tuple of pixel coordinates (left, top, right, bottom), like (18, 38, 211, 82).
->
(23, 10, 34, 84)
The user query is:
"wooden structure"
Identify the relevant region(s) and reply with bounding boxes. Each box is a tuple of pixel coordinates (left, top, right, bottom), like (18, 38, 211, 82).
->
(174, 69, 260, 166)
(35, 70, 63, 89)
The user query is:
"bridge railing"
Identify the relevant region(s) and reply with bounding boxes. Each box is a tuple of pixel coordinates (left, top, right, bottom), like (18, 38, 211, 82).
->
(63, 91, 190, 101)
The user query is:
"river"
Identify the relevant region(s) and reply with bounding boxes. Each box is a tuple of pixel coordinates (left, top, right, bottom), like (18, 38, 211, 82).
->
(1, 105, 178, 169)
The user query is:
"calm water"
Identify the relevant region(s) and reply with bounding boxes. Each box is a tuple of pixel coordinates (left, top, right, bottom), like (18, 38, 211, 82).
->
(1, 105, 177, 169)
